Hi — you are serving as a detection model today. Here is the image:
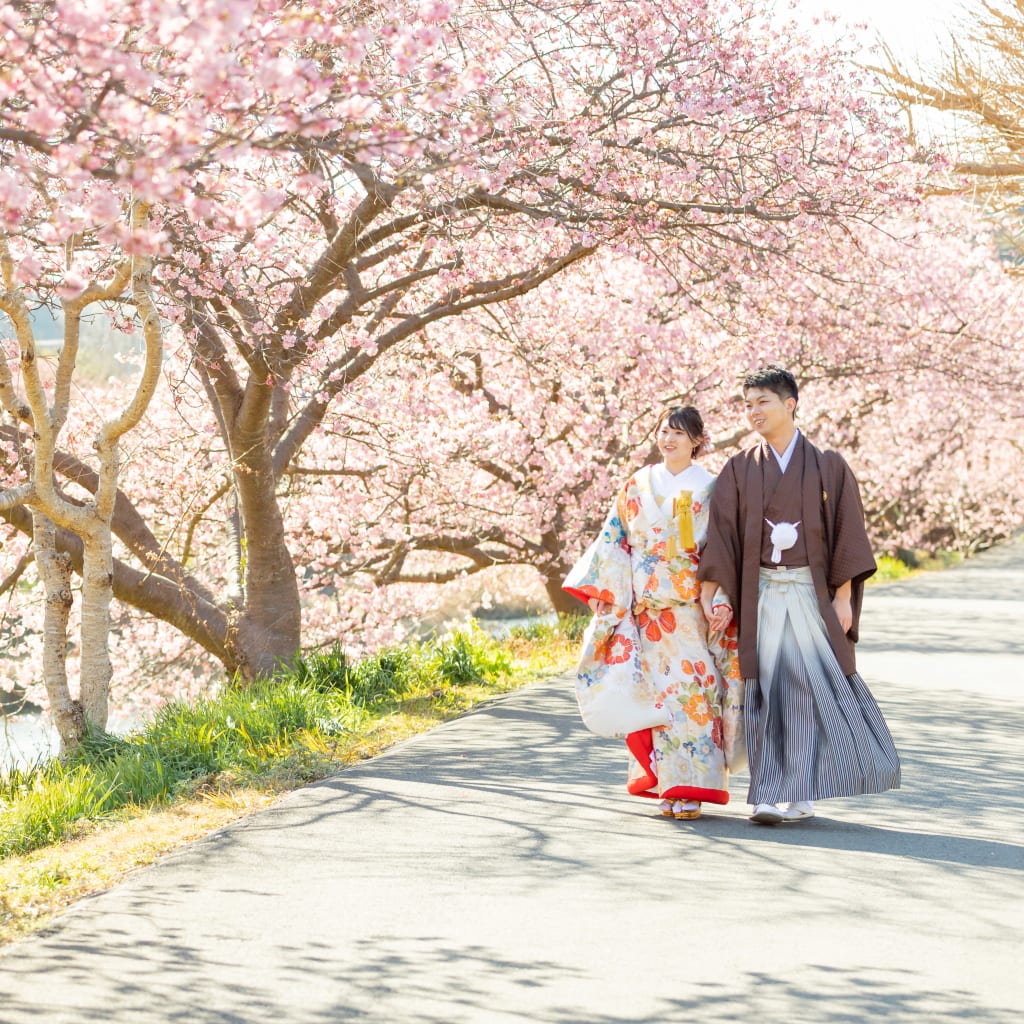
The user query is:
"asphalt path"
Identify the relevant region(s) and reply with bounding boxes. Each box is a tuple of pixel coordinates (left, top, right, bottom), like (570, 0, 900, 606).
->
(1, 539, 1023, 1022)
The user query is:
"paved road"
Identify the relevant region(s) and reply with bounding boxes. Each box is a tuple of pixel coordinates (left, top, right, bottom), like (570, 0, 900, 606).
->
(1, 540, 1023, 1023)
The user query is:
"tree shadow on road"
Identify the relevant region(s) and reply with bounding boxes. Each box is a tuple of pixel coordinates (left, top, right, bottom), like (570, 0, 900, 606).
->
(0, 928, 1014, 1023)
(295, 676, 1024, 875)
(0, 674, 1020, 1023)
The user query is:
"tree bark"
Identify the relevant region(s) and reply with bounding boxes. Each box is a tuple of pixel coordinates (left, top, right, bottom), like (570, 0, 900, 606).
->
(31, 510, 85, 751)
(228, 439, 302, 678)
(543, 569, 587, 617)
(1, 213, 164, 737)
(78, 528, 113, 730)
(1, 503, 234, 670)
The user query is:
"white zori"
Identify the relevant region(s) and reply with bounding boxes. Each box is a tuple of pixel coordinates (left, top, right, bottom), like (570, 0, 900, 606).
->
(765, 519, 800, 564)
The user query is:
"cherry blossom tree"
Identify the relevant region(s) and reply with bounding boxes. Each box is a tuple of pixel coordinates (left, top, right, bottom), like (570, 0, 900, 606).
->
(720, 200, 1024, 555)
(1, 0, 366, 740)
(291, 252, 750, 617)
(2, 0, 929, 702)
(151, 0, 925, 677)
(0, 202, 163, 745)
(308, 195, 1024, 632)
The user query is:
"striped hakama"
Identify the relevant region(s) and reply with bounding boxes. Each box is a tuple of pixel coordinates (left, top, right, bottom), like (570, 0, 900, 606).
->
(745, 567, 900, 805)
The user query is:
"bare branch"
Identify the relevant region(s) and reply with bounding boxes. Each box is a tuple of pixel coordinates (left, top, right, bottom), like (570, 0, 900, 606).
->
(271, 244, 596, 475)
(0, 547, 34, 597)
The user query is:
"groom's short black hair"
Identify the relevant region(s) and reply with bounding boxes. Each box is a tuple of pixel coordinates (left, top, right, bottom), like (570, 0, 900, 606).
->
(743, 365, 798, 404)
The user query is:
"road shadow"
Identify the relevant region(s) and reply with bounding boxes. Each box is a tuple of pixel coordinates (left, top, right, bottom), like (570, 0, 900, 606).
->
(215, 678, 1023, 881)
(1, 532, 1022, 1024)
(0, 929, 1015, 1023)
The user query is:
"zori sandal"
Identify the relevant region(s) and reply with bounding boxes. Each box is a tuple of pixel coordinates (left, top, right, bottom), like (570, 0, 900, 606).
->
(672, 800, 701, 820)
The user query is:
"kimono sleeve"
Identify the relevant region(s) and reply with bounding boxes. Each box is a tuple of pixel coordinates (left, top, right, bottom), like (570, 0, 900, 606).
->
(695, 458, 742, 605)
(822, 451, 876, 590)
(562, 490, 633, 616)
(821, 451, 876, 647)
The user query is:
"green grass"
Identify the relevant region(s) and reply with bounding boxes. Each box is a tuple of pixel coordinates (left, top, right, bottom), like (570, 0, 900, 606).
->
(872, 555, 915, 583)
(0, 763, 113, 855)
(0, 616, 580, 860)
(505, 612, 588, 645)
(872, 550, 964, 584)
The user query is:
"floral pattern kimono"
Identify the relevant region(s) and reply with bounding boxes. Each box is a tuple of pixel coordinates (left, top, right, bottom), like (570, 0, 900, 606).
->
(564, 464, 744, 805)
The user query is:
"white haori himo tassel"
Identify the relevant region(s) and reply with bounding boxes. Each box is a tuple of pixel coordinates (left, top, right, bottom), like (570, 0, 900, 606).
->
(765, 518, 800, 563)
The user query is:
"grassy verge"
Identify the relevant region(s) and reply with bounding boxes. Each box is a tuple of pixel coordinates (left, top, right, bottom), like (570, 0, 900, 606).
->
(872, 551, 963, 584)
(0, 616, 584, 945)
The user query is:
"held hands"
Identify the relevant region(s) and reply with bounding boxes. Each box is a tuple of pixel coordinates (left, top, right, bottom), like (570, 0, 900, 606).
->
(707, 602, 733, 632)
(700, 583, 733, 632)
(587, 597, 614, 615)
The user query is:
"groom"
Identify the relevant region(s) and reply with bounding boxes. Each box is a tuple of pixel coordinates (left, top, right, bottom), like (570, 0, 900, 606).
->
(698, 366, 900, 823)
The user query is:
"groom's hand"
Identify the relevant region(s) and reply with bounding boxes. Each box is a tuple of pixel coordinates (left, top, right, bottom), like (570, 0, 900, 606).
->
(832, 581, 853, 632)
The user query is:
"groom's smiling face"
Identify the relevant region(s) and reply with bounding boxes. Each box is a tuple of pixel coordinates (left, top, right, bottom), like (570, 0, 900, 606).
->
(743, 387, 795, 445)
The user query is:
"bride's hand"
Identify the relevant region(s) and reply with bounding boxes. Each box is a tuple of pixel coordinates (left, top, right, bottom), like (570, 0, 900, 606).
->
(708, 604, 733, 632)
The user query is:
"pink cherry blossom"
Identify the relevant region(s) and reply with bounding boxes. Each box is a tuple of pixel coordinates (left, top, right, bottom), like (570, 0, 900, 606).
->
(0, 0, 1020, 732)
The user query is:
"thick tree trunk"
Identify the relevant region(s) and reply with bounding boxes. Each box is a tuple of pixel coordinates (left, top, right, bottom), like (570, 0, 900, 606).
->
(543, 571, 587, 617)
(31, 511, 85, 751)
(539, 523, 589, 617)
(229, 452, 302, 679)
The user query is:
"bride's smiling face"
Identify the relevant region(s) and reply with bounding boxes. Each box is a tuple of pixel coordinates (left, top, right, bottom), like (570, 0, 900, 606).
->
(657, 423, 696, 462)
(653, 406, 705, 468)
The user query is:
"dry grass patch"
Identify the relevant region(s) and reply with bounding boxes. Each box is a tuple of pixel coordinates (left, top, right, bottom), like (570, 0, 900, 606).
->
(0, 790, 274, 945)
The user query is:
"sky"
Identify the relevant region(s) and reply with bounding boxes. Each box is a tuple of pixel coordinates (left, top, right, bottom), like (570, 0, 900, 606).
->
(799, 0, 965, 65)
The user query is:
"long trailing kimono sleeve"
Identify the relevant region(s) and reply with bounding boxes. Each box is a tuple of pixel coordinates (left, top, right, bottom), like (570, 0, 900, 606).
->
(562, 492, 633, 616)
(565, 470, 745, 797)
(562, 488, 672, 737)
